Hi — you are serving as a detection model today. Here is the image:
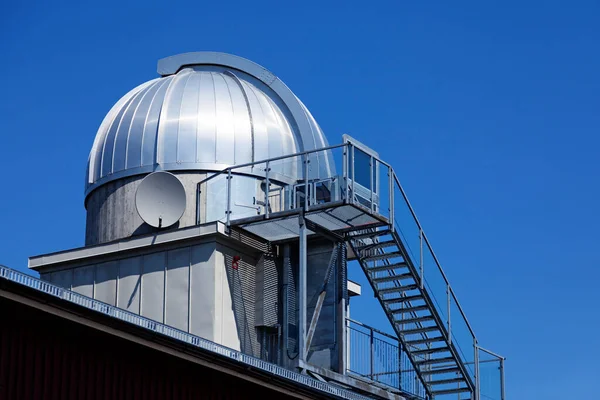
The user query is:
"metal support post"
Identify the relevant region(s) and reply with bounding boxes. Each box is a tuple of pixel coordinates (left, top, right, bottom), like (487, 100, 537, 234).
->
(369, 327, 374, 380)
(265, 161, 270, 218)
(500, 357, 506, 400)
(419, 229, 424, 289)
(282, 244, 290, 367)
(304, 157, 310, 210)
(226, 170, 232, 229)
(447, 285, 451, 343)
(370, 156, 374, 213)
(389, 168, 394, 225)
(343, 144, 348, 203)
(351, 145, 355, 204)
(474, 341, 480, 400)
(298, 212, 308, 362)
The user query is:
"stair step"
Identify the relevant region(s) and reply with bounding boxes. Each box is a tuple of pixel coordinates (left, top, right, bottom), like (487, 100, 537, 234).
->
(372, 272, 414, 284)
(364, 251, 403, 262)
(368, 262, 408, 273)
(358, 240, 396, 252)
(432, 387, 471, 395)
(428, 377, 466, 386)
(384, 294, 423, 305)
(351, 229, 390, 240)
(416, 356, 455, 366)
(406, 336, 445, 346)
(420, 367, 461, 376)
(400, 326, 440, 335)
(392, 305, 430, 315)
(378, 284, 419, 295)
(412, 346, 449, 356)
(395, 315, 434, 325)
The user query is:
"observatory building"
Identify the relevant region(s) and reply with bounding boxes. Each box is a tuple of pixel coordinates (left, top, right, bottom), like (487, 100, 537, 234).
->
(0, 53, 505, 400)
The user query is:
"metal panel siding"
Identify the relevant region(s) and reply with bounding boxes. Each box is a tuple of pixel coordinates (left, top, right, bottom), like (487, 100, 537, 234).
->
(165, 248, 190, 331)
(51, 269, 73, 290)
(95, 261, 117, 305)
(141, 252, 166, 323)
(0, 298, 296, 400)
(189, 243, 215, 339)
(72, 265, 94, 297)
(117, 256, 142, 313)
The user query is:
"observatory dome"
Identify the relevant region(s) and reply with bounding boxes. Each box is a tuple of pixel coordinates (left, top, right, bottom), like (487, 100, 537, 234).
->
(86, 52, 331, 197)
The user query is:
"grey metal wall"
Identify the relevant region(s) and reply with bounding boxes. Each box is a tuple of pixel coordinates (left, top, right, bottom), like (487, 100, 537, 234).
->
(85, 172, 206, 246)
(42, 240, 260, 353)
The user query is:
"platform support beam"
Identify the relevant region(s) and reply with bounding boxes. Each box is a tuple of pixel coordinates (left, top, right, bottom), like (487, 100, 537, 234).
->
(298, 213, 308, 362)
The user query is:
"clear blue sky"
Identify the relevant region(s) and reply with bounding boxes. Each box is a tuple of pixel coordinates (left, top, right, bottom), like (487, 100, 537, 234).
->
(1, 1, 599, 398)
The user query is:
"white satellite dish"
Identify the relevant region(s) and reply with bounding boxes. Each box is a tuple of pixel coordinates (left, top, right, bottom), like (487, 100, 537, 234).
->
(135, 171, 186, 228)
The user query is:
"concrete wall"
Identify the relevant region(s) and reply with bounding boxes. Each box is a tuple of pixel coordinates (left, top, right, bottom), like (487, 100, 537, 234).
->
(42, 240, 261, 353)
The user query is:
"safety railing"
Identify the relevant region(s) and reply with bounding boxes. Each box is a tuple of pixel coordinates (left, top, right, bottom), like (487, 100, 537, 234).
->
(192, 140, 503, 398)
(347, 319, 427, 399)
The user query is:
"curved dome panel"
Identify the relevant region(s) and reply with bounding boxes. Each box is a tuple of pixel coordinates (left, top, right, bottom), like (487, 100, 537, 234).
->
(86, 53, 333, 196)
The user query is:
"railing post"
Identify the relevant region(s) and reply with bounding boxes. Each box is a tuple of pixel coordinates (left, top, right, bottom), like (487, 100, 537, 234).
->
(500, 356, 506, 400)
(370, 156, 374, 213)
(370, 326, 374, 381)
(304, 156, 310, 210)
(419, 229, 424, 289)
(265, 161, 270, 219)
(226, 169, 232, 229)
(343, 144, 349, 203)
(447, 285, 451, 343)
(389, 168, 394, 226)
(351, 144, 355, 205)
(474, 341, 480, 400)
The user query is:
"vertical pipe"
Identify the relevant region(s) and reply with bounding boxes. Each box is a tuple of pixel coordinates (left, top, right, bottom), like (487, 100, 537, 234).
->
(298, 213, 308, 362)
(226, 170, 232, 229)
(351, 145, 355, 205)
(369, 326, 374, 380)
(370, 156, 374, 213)
(282, 244, 290, 367)
(419, 230, 424, 289)
(447, 285, 452, 343)
(343, 144, 348, 203)
(500, 357, 506, 400)
(304, 157, 310, 210)
(265, 161, 270, 219)
(389, 168, 394, 226)
(196, 183, 201, 225)
(474, 341, 480, 400)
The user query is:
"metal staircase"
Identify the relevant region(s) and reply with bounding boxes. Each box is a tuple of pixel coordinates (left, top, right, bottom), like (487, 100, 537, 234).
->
(197, 138, 503, 400)
(348, 226, 475, 398)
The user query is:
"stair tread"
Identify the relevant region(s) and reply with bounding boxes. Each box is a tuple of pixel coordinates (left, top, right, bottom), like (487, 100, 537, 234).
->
(368, 262, 408, 273)
(432, 387, 471, 395)
(400, 326, 440, 335)
(379, 284, 419, 295)
(415, 356, 456, 366)
(428, 377, 467, 386)
(420, 367, 461, 376)
(351, 229, 391, 240)
(406, 336, 445, 346)
(364, 251, 403, 262)
(384, 294, 424, 305)
(372, 272, 414, 283)
(358, 240, 396, 252)
(395, 315, 434, 325)
(412, 346, 449, 356)
(392, 305, 430, 314)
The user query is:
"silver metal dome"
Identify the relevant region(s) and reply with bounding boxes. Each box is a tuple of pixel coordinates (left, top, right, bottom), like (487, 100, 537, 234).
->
(86, 52, 332, 196)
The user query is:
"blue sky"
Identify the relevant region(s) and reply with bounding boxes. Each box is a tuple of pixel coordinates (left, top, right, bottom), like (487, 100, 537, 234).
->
(1, 1, 599, 398)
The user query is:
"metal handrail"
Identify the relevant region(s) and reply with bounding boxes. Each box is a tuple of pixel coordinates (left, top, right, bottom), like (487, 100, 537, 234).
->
(196, 142, 348, 187)
(391, 171, 477, 339)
